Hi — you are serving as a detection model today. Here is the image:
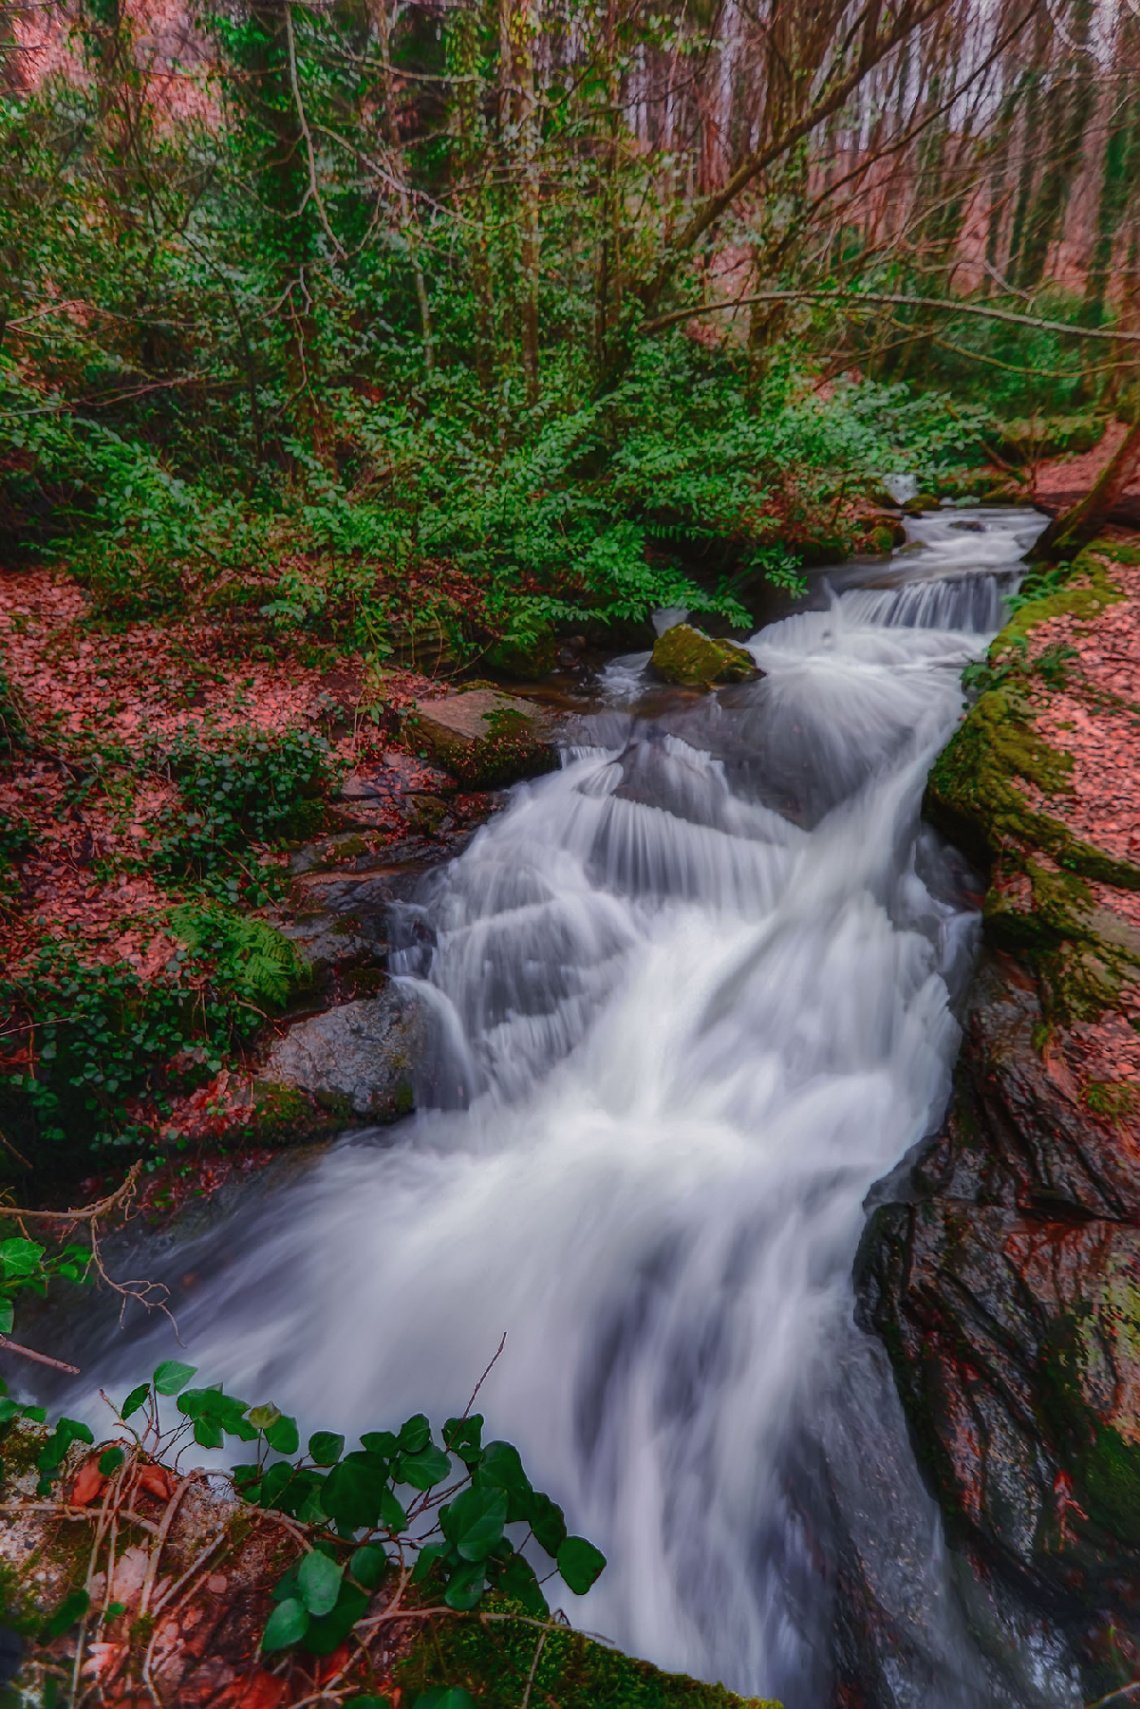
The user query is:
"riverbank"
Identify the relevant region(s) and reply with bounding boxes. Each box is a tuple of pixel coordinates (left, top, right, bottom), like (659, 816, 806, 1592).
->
(859, 530, 1140, 1701)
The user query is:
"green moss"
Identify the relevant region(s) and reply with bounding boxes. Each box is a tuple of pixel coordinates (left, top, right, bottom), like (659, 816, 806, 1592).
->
(397, 1607, 780, 1709)
(999, 547, 1125, 651)
(406, 714, 559, 790)
(651, 625, 758, 689)
(1085, 1081, 1140, 1123)
(253, 1079, 320, 1140)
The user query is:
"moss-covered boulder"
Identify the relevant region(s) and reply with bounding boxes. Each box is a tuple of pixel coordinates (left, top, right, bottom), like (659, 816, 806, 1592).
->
(406, 689, 560, 788)
(398, 1606, 780, 1709)
(651, 624, 759, 690)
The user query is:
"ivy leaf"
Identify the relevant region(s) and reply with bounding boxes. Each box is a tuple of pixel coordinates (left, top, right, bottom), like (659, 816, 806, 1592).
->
(443, 1558, 486, 1611)
(297, 1550, 342, 1617)
(120, 1383, 151, 1420)
(98, 1446, 125, 1476)
(349, 1543, 387, 1590)
(0, 1238, 45, 1277)
(309, 1431, 345, 1466)
(497, 1552, 548, 1617)
(441, 1485, 508, 1563)
(302, 1583, 369, 1655)
(152, 1361, 197, 1395)
(360, 1429, 397, 1459)
(262, 1596, 309, 1652)
(557, 1536, 606, 1594)
(524, 1491, 567, 1557)
(442, 1414, 484, 1466)
(395, 1443, 450, 1491)
(0, 1300, 12, 1335)
(397, 1413, 431, 1454)
(414, 1690, 477, 1708)
(411, 1541, 452, 1584)
(322, 1455, 384, 1532)
(264, 1413, 300, 1455)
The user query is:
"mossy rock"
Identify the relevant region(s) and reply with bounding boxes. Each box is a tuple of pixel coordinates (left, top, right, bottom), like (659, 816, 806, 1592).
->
(651, 624, 759, 690)
(252, 1079, 334, 1143)
(397, 1606, 780, 1709)
(407, 690, 559, 788)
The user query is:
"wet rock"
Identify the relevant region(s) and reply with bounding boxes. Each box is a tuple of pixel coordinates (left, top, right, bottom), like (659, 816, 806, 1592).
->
(273, 908, 378, 975)
(406, 689, 560, 788)
(862, 536, 1140, 1699)
(257, 989, 421, 1122)
(650, 623, 760, 689)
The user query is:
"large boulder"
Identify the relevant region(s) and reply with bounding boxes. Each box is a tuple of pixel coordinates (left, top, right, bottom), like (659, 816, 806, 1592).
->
(405, 689, 559, 788)
(257, 988, 422, 1123)
(650, 623, 759, 689)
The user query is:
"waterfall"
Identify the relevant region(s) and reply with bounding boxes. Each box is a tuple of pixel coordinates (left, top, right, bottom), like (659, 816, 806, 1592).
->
(56, 513, 1079, 1707)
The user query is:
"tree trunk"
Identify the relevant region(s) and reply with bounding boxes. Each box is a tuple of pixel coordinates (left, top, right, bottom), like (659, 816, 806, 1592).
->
(1031, 416, 1140, 561)
(373, 0, 434, 376)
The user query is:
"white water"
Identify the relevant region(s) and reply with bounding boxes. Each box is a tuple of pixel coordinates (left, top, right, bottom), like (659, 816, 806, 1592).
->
(65, 509, 1080, 1705)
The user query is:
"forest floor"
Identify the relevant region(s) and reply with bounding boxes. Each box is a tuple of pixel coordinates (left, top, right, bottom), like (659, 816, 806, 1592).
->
(1033, 418, 1140, 525)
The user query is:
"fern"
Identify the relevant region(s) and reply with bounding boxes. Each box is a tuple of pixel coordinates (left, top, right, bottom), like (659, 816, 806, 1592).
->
(170, 906, 306, 1010)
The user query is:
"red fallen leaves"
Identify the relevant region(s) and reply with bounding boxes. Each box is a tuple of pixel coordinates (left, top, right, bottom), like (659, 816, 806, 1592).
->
(72, 1455, 107, 1506)
(214, 1675, 289, 1709)
(72, 1457, 178, 1507)
(138, 1462, 177, 1501)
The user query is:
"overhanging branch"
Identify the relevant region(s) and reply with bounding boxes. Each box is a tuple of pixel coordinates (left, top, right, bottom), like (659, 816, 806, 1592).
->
(640, 289, 1140, 343)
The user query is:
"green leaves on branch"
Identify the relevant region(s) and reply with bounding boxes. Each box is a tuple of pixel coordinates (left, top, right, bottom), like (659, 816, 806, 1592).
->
(91, 1366, 606, 1663)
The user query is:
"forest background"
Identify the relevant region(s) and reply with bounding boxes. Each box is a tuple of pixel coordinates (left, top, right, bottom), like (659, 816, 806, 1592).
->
(3, 0, 1140, 1188)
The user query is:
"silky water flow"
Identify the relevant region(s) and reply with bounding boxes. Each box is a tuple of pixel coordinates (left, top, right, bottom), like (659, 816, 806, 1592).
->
(57, 509, 1083, 1708)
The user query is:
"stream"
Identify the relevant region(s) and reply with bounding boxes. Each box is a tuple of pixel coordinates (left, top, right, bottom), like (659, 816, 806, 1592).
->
(55, 507, 1084, 1706)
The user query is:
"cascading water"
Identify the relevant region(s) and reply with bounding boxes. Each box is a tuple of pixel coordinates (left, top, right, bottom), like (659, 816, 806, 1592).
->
(56, 507, 1082, 1706)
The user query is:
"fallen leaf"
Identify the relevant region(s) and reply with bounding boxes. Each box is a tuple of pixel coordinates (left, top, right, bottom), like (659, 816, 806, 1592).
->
(137, 1462, 177, 1501)
(72, 1456, 108, 1506)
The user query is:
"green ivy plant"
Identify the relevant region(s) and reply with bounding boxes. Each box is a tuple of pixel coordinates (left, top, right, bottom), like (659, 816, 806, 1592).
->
(151, 727, 342, 902)
(19, 1359, 607, 1695)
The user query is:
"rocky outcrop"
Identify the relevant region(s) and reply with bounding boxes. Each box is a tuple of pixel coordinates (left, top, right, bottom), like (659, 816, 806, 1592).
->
(650, 622, 760, 688)
(258, 989, 423, 1123)
(859, 536, 1140, 1698)
(405, 688, 560, 788)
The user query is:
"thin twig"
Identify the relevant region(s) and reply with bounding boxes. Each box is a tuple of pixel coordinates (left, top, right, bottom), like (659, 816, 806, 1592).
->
(520, 1627, 547, 1709)
(463, 1331, 507, 1418)
(0, 1334, 80, 1374)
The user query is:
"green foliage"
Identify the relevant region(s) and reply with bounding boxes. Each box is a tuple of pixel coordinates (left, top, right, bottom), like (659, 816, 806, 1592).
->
(32, 1362, 609, 1675)
(169, 905, 306, 1010)
(0, 1234, 91, 1341)
(152, 727, 341, 901)
(0, 932, 263, 1162)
